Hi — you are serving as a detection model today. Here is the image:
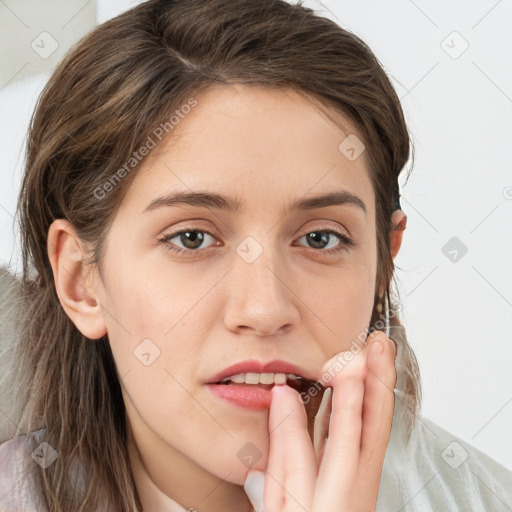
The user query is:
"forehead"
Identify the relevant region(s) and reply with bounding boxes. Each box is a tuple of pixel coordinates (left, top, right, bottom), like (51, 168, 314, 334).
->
(119, 84, 374, 218)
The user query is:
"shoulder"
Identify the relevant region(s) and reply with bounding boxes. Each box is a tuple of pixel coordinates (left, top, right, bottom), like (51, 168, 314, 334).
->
(0, 429, 49, 512)
(378, 393, 512, 511)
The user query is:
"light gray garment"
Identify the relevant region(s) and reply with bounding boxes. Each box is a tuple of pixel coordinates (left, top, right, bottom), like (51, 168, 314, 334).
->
(376, 389, 512, 511)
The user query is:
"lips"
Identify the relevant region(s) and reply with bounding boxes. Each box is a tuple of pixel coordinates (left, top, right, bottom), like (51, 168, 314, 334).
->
(204, 359, 326, 418)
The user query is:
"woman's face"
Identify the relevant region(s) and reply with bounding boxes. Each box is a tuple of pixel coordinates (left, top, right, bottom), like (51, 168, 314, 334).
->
(93, 84, 377, 490)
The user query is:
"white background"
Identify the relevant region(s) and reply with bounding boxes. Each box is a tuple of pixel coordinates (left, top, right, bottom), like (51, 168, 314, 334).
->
(0, 0, 511, 470)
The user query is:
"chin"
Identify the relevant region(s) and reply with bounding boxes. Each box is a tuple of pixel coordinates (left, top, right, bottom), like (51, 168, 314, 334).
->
(207, 445, 270, 484)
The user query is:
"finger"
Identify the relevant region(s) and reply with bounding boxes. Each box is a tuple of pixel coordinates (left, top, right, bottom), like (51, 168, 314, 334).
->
(313, 351, 367, 510)
(350, 332, 397, 511)
(313, 386, 332, 467)
(265, 384, 316, 511)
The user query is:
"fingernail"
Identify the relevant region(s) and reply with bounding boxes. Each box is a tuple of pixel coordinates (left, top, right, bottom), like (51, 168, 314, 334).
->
(370, 339, 384, 357)
(271, 383, 287, 398)
(244, 470, 265, 512)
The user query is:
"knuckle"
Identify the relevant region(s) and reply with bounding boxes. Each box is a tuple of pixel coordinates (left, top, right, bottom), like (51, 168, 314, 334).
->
(340, 364, 366, 385)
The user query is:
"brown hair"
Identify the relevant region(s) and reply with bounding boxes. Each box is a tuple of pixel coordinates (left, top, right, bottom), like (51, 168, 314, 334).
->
(11, 0, 421, 510)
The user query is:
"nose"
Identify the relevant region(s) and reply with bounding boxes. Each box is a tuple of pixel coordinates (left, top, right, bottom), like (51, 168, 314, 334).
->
(223, 241, 300, 337)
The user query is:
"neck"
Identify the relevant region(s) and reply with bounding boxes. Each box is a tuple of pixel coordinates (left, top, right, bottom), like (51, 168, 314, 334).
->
(126, 418, 254, 512)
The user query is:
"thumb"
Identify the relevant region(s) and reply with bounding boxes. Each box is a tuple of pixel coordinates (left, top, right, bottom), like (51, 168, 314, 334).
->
(243, 469, 265, 512)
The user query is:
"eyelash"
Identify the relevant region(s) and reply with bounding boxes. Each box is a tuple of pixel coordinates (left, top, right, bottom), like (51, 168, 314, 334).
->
(158, 226, 355, 257)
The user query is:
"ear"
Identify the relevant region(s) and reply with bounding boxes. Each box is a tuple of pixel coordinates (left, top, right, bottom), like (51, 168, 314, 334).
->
(47, 219, 107, 340)
(390, 210, 407, 260)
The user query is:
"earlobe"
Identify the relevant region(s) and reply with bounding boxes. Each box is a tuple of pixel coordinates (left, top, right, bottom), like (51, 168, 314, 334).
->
(47, 219, 107, 340)
(390, 210, 407, 261)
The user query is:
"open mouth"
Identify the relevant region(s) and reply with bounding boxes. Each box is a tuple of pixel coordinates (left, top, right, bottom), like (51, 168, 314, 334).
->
(208, 373, 329, 441)
(215, 373, 322, 395)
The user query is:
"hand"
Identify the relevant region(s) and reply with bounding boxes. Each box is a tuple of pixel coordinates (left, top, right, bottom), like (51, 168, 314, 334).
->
(243, 330, 397, 512)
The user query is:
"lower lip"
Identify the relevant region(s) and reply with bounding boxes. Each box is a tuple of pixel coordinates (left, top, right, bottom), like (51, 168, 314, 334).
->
(205, 383, 275, 410)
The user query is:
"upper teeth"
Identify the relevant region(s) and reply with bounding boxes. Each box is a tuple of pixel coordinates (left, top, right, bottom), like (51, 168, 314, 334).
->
(220, 373, 303, 385)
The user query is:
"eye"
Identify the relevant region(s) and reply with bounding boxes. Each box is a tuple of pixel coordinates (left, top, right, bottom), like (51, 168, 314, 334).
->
(159, 228, 219, 256)
(295, 229, 355, 254)
(158, 226, 355, 257)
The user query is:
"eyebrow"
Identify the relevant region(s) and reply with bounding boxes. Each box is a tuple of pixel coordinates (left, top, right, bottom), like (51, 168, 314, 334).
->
(142, 190, 366, 216)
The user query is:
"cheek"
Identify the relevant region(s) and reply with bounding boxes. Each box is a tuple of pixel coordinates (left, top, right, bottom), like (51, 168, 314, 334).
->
(303, 250, 377, 350)
(102, 252, 201, 340)
(99, 257, 212, 407)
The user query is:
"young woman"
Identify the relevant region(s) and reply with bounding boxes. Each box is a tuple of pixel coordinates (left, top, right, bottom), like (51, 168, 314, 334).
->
(0, 1, 510, 511)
